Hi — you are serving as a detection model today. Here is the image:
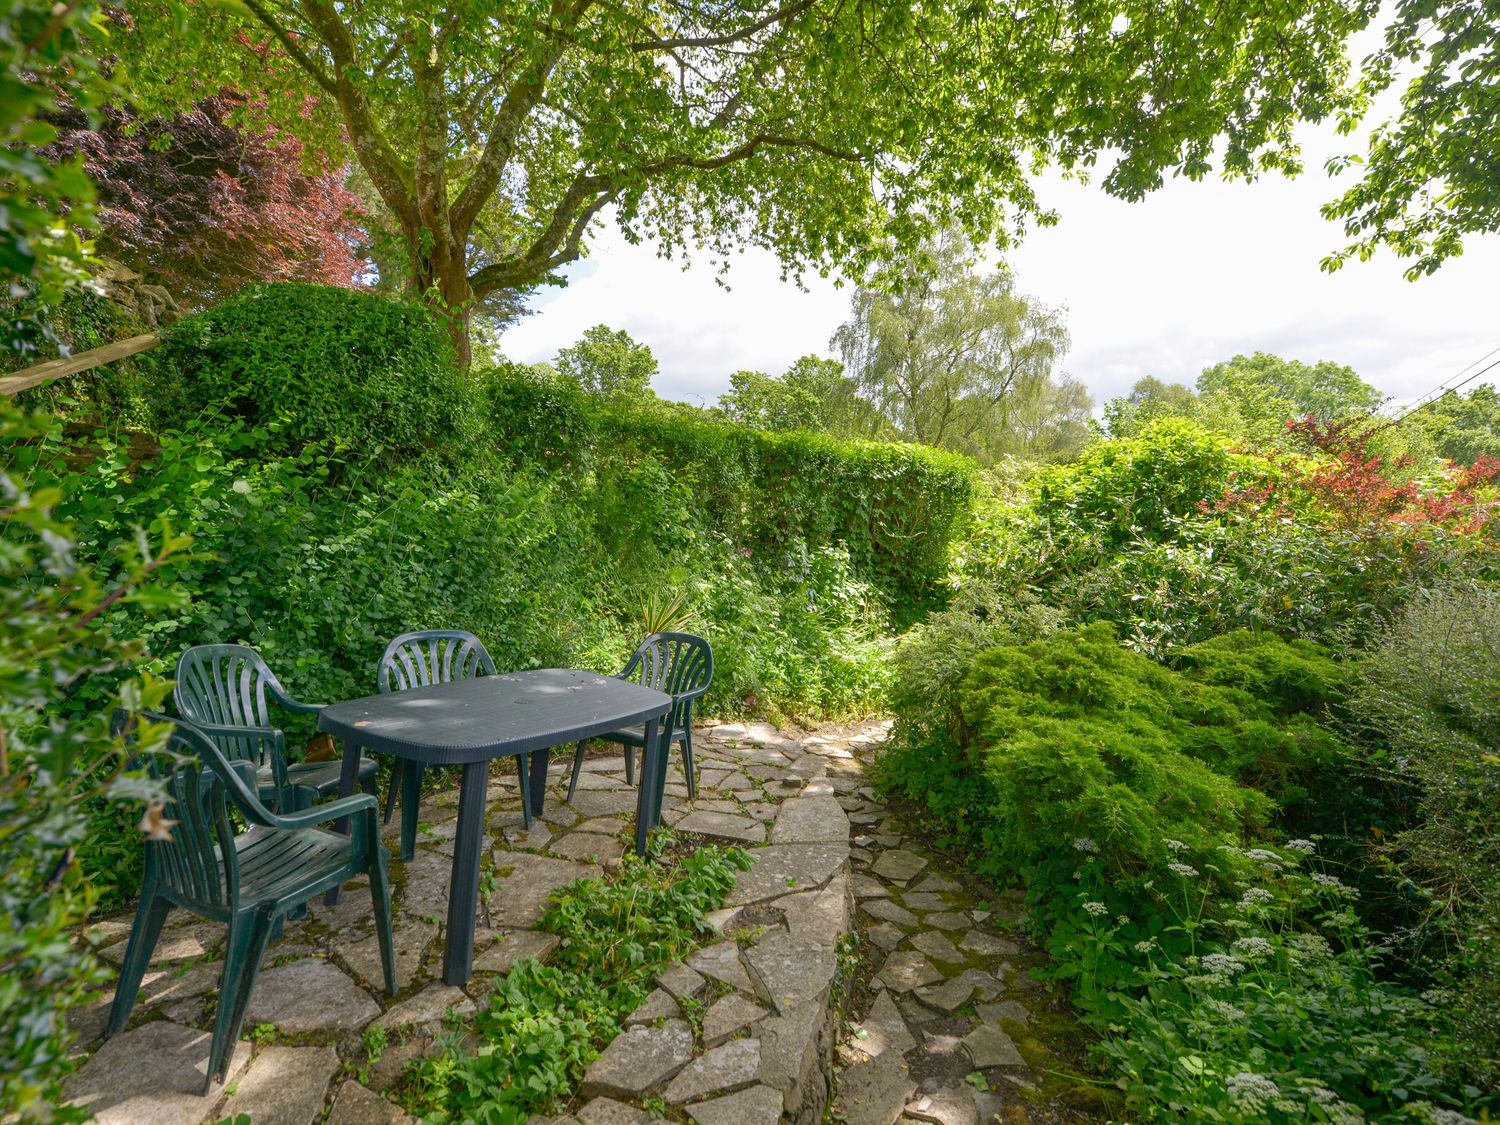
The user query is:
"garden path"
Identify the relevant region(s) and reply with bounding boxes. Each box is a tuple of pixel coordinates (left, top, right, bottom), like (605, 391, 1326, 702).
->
(60, 718, 1082, 1125)
(828, 730, 1090, 1125)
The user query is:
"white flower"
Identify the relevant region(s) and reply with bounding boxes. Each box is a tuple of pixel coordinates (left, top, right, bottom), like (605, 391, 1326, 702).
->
(1232, 936, 1274, 959)
(1117, 915, 1130, 926)
(1286, 838, 1316, 853)
(1237, 887, 1274, 912)
(231, 478, 253, 495)
(1072, 837, 1099, 854)
(1288, 933, 1332, 961)
(1167, 863, 1199, 878)
(1226, 1072, 1280, 1103)
(1310, 872, 1358, 897)
(1203, 998, 1246, 1021)
(1201, 953, 1246, 975)
(1244, 848, 1281, 863)
(1165, 839, 1188, 852)
(1425, 1107, 1479, 1125)
(1082, 901, 1109, 916)
(1133, 939, 1156, 954)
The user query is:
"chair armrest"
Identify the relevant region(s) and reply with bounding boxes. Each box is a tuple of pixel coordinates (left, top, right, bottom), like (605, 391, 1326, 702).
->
(195, 721, 283, 752)
(272, 792, 379, 831)
(266, 683, 327, 715)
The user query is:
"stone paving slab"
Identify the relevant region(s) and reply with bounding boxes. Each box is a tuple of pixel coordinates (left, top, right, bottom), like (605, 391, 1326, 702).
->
(63, 1021, 252, 1124)
(219, 1043, 341, 1125)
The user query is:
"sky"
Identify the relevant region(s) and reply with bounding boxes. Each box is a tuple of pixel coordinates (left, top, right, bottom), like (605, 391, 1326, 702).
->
(498, 117, 1500, 416)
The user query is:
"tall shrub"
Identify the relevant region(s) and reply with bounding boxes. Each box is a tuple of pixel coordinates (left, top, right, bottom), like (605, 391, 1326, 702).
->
(0, 406, 179, 1119)
(144, 282, 474, 456)
(1352, 581, 1500, 1094)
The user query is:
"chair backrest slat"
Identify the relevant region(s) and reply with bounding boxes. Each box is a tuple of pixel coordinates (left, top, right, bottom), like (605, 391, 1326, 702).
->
(624, 632, 713, 732)
(378, 630, 496, 694)
(175, 645, 283, 764)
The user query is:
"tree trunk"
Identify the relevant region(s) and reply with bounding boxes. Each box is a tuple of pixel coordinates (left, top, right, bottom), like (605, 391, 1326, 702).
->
(413, 243, 476, 371)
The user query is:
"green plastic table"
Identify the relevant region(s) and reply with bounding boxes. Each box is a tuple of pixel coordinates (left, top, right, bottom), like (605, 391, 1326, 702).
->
(319, 668, 672, 984)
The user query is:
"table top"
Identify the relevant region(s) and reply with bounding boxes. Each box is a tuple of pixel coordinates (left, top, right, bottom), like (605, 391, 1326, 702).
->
(318, 668, 672, 765)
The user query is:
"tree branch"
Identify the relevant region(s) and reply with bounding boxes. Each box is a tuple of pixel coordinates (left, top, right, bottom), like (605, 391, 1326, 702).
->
(241, 0, 338, 96)
(630, 0, 818, 51)
(451, 0, 596, 233)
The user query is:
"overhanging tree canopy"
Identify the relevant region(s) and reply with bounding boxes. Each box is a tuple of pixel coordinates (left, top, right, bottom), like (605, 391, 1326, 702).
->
(120, 0, 1369, 363)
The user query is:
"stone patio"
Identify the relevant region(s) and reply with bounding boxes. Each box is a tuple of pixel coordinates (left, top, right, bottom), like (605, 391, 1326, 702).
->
(62, 718, 878, 1125)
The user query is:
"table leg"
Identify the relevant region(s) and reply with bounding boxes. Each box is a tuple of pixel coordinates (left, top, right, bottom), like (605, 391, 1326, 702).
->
(399, 760, 422, 862)
(443, 760, 491, 986)
(325, 740, 364, 906)
(527, 748, 550, 820)
(634, 716, 661, 857)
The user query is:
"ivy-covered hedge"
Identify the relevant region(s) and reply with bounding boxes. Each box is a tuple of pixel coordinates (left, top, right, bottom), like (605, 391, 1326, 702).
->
(484, 366, 976, 619)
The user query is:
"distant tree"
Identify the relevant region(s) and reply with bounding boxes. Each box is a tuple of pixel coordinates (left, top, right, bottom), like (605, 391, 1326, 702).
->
(719, 355, 888, 437)
(1198, 352, 1380, 423)
(1102, 376, 1200, 438)
(555, 325, 657, 399)
(1418, 384, 1500, 466)
(44, 94, 366, 306)
(833, 228, 1076, 462)
(992, 373, 1094, 462)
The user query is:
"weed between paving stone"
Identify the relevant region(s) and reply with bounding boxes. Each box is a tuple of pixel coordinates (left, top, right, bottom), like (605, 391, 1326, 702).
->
(391, 841, 751, 1123)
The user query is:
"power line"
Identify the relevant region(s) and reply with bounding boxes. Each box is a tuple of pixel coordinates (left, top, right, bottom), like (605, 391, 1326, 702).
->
(1395, 353, 1500, 422)
(1391, 344, 1500, 422)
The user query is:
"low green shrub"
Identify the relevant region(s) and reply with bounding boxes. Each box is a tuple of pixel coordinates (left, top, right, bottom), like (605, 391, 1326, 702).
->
(397, 843, 751, 1123)
(143, 283, 473, 457)
(882, 624, 1347, 879)
(881, 616, 1476, 1120)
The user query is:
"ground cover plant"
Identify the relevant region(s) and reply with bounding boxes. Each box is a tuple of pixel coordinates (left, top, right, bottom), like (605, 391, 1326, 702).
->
(394, 841, 751, 1123)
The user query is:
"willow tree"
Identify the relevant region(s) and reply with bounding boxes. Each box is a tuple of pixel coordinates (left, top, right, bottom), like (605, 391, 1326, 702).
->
(120, 0, 1368, 365)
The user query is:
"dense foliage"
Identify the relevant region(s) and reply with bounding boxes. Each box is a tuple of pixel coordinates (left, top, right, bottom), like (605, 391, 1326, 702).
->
(0, 405, 179, 1120)
(9, 285, 974, 910)
(119, 0, 1371, 360)
(1, 0, 114, 361)
(1352, 583, 1500, 1094)
(881, 399, 1500, 1119)
(144, 282, 472, 456)
(396, 843, 750, 1123)
(881, 623, 1475, 1121)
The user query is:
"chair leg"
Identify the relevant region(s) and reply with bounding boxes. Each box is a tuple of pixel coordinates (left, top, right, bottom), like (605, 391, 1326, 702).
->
(682, 727, 697, 799)
(623, 740, 635, 786)
(517, 753, 532, 830)
(369, 848, 397, 996)
(383, 764, 399, 824)
(566, 740, 587, 803)
(106, 886, 170, 1037)
(204, 904, 277, 1095)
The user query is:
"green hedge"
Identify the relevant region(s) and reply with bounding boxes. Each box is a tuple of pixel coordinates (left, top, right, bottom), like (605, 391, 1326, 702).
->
(144, 282, 473, 457)
(484, 367, 977, 621)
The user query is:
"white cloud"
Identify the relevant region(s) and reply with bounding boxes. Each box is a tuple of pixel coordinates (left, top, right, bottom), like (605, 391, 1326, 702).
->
(499, 115, 1500, 414)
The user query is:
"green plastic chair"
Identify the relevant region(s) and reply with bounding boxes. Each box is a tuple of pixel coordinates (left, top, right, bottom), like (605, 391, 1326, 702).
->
(174, 643, 379, 811)
(106, 711, 396, 1095)
(566, 632, 713, 802)
(377, 630, 532, 863)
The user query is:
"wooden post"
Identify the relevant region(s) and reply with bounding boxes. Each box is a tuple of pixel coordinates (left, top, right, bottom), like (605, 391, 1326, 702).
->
(0, 333, 161, 395)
